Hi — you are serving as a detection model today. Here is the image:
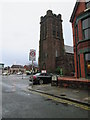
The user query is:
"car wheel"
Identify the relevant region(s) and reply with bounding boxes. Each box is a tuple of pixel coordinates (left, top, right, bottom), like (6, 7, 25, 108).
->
(39, 79, 43, 85)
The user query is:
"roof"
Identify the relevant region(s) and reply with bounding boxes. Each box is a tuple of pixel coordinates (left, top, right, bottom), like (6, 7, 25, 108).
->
(65, 45, 74, 54)
(70, 1, 79, 23)
(11, 65, 24, 68)
(0, 63, 4, 65)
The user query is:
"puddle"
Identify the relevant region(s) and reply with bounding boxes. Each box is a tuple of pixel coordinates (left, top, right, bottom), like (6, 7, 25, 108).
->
(44, 98, 51, 101)
(3, 89, 16, 93)
(73, 90, 79, 93)
(60, 93, 66, 96)
(44, 98, 60, 106)
(61, 102, 68, 106)
(83, 97, 90, 102)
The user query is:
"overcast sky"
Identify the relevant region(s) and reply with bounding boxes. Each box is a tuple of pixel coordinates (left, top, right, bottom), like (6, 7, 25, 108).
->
(0, 0, 76, 67)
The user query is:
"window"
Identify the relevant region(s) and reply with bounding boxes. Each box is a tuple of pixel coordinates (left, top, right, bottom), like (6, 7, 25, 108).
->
(53, 30, 56, 36)
(53, 19, 55, 25)
(45, 22, 47, 39)
(85, 53, 90, 77)
(41, 23, 47, 40)
(86, 1, 90, 9)
(84, 29, 90, 39)
(43, 52, 48, 59)
(53, 25, 56, 37)
(57, 31, 60, 38)
(57, 26, 60, 38)
(82, 17, 90, 39)
(56, 50, 58, 57)
(82, 17, 90, 29)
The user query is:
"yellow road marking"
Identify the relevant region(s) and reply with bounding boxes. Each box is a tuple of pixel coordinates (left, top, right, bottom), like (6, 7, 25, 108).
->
(30, 90, 90, 111)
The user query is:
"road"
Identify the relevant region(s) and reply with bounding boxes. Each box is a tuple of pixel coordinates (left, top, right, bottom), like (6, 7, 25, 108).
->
(1, 74, 89, 118)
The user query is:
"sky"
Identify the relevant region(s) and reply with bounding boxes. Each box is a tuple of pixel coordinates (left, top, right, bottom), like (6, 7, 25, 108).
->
(0, 0, 76, 67)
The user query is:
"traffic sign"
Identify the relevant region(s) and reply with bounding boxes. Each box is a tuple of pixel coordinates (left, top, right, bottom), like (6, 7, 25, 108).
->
(29, 49, 36, 61)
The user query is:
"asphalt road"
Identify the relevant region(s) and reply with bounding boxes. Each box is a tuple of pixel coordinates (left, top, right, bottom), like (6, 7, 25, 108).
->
(1, 74, 89, 118)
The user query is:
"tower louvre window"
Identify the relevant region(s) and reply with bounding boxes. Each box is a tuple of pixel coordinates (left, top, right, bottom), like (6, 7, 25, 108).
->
(56, 50, 58, 57)
(57, 26, 60, 38)
(53, 25, 56, 37)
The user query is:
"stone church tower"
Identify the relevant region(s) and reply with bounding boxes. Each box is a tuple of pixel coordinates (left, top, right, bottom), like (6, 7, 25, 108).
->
(39, 10, 64, 72)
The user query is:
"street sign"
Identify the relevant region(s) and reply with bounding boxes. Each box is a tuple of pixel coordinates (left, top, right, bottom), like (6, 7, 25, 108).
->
(29, 49, 36, 61)
(29, 49, 36, 88)
(52, 75, 57, 81)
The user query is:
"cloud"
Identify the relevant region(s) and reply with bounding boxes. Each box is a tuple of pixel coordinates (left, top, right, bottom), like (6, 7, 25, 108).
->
(1, 0, 76, 66)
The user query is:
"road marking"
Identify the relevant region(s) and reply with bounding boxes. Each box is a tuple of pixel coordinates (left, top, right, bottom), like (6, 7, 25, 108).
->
(29, 90, 90, 111)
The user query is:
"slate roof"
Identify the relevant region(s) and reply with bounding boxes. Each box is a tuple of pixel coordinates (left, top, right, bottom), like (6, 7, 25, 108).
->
(11, 65, 24, 68)
(65, 45, 74, 54)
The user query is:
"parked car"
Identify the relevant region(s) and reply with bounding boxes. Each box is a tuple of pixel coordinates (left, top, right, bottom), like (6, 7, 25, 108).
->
(26, 71, 31, 75)
(29, 72, 52, 85)
(29, 73, 41, 84)
(2, 72, 10, 76)
(2, 72, 8, 76)
(17, 71, 22, 75)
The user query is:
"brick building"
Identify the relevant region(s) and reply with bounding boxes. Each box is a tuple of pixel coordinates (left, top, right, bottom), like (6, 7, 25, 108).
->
(56, 45, 74, 75)
(39, 10, 74, 75)
(70, 0, 90, 78)
(10, 65, 25, 74)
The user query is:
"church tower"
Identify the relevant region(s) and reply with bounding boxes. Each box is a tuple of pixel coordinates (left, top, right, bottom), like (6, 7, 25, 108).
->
(39, 10, 64, 73)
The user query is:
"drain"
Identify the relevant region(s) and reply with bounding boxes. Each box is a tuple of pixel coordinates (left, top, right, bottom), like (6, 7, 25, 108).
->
(60, 93, 66, 96)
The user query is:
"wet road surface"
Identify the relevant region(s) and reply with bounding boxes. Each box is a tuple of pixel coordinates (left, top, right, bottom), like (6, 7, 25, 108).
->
(1, 75, 89, 118)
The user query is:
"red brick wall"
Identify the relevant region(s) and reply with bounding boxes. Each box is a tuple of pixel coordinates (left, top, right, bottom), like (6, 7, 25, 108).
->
(75, 2, 85, 17)
(77, 41, 90, 51)
(78, 20, 83, 40)
(71, 2, 86, 78)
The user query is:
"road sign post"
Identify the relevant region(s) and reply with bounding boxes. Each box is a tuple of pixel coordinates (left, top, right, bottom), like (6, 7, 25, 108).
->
(29, 49, 36, 88)
(31, 60, 33, 88)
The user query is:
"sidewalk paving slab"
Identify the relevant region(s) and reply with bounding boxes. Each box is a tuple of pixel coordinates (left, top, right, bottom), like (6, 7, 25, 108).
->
(28, 84, 90, 106)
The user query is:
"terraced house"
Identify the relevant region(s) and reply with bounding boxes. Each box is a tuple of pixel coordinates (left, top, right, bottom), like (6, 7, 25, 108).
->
(70, 0, 90, 78)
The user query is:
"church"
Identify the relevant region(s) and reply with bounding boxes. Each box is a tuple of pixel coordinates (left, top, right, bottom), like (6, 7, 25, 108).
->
(39, 10, 74, 76)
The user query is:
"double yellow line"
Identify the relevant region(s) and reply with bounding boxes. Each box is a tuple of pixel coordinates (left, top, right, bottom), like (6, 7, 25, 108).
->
(30, 90, 90, 111)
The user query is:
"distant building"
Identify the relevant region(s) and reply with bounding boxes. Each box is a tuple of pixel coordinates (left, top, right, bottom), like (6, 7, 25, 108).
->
(11, 65, 25, 74)
(65, 45, 74, 54)
(4, 66, 11, 74)
(24, 64, 39, 73)
(70, 0, 90, 78)
(39, 10, 74, 75)
(0, 63, 4, 75)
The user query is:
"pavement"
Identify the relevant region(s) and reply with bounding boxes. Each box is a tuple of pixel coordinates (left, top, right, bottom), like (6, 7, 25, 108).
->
(28, 84, 90, 106)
